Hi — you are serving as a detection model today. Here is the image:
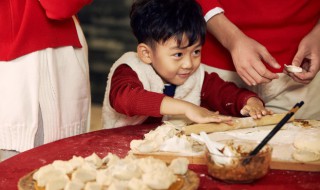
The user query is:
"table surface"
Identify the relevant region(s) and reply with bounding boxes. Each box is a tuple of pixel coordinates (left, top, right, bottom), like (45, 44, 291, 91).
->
(0, 124, 319, 190)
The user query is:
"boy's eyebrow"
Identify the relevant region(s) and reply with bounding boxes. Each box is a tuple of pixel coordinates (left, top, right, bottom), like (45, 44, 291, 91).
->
(169, 43, 202, 50)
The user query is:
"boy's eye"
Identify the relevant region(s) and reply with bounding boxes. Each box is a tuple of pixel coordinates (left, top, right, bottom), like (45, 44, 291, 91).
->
(193, 49, 201, 55)
(174, 53, 183, 57)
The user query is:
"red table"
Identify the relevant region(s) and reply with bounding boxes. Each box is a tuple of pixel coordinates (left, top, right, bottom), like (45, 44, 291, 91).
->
(0, 124, 319, 190)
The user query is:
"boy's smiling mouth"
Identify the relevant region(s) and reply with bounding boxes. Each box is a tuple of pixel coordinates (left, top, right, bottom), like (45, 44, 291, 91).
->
(177, 72, 191, 79)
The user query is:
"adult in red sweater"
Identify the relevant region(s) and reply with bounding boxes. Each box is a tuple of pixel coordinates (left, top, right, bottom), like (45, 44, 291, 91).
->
(0, 0, 92, 161)
(102, 0, 272, 129)
(197, 0, 320, 119)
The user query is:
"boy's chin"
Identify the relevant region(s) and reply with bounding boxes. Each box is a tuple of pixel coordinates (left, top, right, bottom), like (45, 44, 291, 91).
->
(170, 80, 187, 86)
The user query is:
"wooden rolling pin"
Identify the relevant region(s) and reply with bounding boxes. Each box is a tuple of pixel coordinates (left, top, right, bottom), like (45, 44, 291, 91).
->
(183, 113, 294, 135)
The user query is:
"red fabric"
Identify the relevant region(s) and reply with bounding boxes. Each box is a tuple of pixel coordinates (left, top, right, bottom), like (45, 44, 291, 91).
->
(0, 124, 319, 189)
(39, 0, 92, 20)
(198, 0, 320, 73)
(196, 0, 221, 14)
(0, 0, 92, 61)
(110, 65, 259, 118)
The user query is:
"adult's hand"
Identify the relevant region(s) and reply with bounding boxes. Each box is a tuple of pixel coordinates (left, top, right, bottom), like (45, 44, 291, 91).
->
(207, 14, 281, 86)
(229, 33, 280, 86)
(287, 21, 320, 84)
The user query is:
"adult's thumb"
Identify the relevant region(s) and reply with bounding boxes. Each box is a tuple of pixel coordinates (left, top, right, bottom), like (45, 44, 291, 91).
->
(292, 50, 305, 67)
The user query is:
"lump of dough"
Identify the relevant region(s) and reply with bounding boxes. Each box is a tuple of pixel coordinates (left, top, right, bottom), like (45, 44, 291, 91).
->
(142, 169, 176, 190)
(64, 179, 84, 190)
(292, 149, 320, 162)
(33, 165, 66, 187)
(168, 157, 189, 175)
(130, 139, 160, 153)
(111, 160, 142, 180)
(52, 160, 74, 174)
(292, 128, 320, 162)
(284, 64, 303, 73)
(85, 153, 103, 168)
(71, 167, 96, 183)
(127, 178, 151, 190)
(293, 128, 320, 153)
(68, 156, 85, 170)
(45, 175, 69, 190)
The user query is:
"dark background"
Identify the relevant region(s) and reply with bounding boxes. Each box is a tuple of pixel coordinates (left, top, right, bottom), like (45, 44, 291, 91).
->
(78, 0, 137, 104)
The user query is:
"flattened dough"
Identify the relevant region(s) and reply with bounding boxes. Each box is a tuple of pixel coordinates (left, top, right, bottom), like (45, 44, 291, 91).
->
(293, 128, 320, 153)
(292, 149, 320, 162)
(292, 128, 320, 162)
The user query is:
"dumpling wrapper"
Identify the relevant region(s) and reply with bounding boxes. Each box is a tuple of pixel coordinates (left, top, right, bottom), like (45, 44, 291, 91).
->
(284, 64, 303, 73)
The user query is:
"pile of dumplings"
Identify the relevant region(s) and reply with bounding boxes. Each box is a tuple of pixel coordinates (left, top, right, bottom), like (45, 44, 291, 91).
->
(32, 153, 189, 190)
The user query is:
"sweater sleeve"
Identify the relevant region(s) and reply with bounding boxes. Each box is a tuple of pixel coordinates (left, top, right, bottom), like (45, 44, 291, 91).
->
(200, 72, 260, 116)
(109, 64, 165, 117)
(39, 0, 93, 20)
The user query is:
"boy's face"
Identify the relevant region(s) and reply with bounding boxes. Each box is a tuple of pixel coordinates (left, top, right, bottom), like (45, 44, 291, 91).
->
(147, 35, 202, 85)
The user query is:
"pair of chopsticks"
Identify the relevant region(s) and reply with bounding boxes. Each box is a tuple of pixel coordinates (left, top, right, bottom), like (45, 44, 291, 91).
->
(242, 101, 304, 165)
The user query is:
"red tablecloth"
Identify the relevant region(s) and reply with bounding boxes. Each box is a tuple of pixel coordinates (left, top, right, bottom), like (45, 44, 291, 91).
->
(0, 124, 319, 190)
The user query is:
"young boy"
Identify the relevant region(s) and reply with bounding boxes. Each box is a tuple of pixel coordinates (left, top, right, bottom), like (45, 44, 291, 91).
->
(102, 0, 272, 129)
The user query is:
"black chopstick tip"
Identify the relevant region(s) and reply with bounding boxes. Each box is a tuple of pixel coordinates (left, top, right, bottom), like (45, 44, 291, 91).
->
(298, 101, 304, 107)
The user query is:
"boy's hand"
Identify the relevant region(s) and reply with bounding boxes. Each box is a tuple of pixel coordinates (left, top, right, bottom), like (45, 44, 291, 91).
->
(240, 97, 273, 119)
(160, 96, 232, 124)
(185, 105, 232, 124)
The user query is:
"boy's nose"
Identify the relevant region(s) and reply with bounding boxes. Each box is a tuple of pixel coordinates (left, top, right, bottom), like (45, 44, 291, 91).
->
(181, 57, 193, 69)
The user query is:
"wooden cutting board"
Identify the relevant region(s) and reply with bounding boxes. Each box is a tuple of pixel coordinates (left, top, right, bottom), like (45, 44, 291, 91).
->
(134, 151, 320, 172)
(133, 120, 320, 172)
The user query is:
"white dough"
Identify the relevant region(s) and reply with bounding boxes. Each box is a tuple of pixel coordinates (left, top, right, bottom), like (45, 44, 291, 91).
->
(292, 149, 320, 162)
(168, 157, 189, 175)
(284, 64, 303, 73)
(293, 128, 320, 154)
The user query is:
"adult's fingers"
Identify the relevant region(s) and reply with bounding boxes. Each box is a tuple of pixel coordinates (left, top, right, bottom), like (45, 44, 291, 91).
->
(242, 65, 273, 85)
(260, 47, 281, 69)
(291, 48, 305, 67)
(287, 72, 311, 84)
(254, 66, 279, 81)
(291, 58, 319, 83)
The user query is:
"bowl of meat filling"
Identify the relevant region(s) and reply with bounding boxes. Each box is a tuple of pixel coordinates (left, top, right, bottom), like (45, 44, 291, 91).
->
(206, 140, 272, 183)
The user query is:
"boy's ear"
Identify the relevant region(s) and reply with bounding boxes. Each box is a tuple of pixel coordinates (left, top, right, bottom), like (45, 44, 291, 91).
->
(137, 43, 152, 64)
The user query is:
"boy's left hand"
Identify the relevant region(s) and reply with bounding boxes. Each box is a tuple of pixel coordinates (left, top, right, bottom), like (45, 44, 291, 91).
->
(240, 97, 273, 119)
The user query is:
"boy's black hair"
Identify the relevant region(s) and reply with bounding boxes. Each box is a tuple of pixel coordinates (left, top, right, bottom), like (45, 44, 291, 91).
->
(130, 0, 206, 48)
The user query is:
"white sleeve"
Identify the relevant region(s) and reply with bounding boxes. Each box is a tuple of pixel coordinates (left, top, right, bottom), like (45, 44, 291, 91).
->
(204, 7, 224, 22)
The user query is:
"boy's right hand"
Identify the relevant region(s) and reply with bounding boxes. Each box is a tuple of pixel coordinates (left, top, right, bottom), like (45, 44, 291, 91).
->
(184, 105, 232, 124)
(160, 96, 232, 124)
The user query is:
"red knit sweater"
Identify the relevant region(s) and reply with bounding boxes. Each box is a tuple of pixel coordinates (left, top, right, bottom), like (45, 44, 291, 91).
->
(197, 0, 320, 73)
(0, 0, 92, 61)
(109, 65, 258, 122)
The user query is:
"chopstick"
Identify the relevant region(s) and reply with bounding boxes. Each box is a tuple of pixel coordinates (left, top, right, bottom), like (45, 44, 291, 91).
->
(242, 101, 304, 165)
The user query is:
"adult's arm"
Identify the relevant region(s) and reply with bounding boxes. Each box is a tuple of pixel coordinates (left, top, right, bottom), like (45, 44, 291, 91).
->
(197, 1, 280, 86)
(39, 0, 93, 20)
